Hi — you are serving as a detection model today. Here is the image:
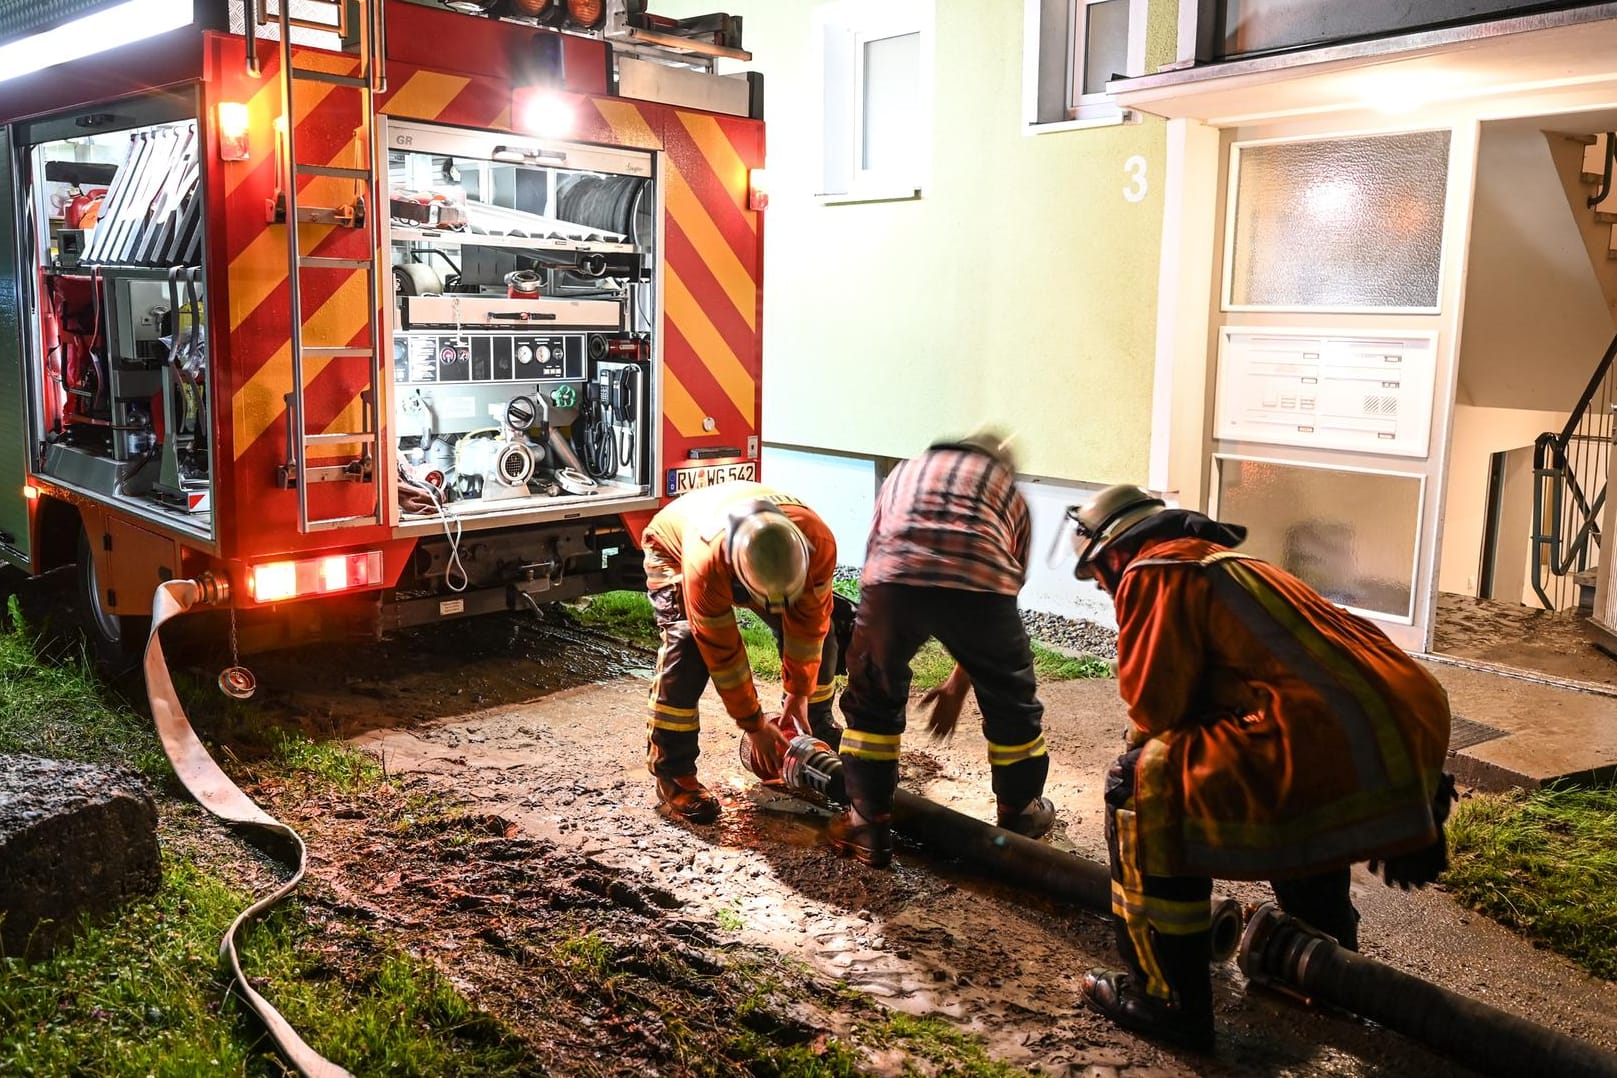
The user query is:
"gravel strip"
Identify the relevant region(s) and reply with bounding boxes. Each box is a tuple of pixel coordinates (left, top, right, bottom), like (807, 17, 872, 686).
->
(833, 566, 1117, 660)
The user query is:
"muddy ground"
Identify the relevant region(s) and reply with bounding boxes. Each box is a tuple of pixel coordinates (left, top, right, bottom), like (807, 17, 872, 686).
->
(173, 608, 1617, 1077)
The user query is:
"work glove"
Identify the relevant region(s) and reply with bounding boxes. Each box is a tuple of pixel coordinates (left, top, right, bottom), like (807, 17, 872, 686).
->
(1368, 773, 1459, 890)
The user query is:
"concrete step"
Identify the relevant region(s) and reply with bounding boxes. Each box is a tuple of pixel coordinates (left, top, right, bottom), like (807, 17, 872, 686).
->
(1573, 566, 1599, 612)
(1582, 133, 1610, 183)
(1420, 658, 1617, 790)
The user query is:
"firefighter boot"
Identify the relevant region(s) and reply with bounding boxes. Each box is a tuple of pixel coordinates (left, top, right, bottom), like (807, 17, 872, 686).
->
(833, 754, 897, 865)
(997, 796, 1057, 839)
(827, 807, 893, 867)
(1081, 928, 1215, 1053)
(656, 774, 721, 825)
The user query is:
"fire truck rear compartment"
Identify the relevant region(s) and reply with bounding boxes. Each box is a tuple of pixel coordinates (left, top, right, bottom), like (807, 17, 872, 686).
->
(20, 96, 215, 540)
(387, 122, 658, 528)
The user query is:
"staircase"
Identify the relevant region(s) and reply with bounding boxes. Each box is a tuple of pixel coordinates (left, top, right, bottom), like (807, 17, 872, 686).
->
(1532, 133, 1617, 612)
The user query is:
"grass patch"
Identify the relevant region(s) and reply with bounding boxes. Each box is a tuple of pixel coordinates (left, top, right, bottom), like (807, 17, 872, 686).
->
(0, 852, 531, 1076)
(1444, 784, 1617, 980)
(1032, 643, 1111, 681)
(574, 590, 1111, 693)
(571, 590, 660, 650)
(255, 732, 385, 796)
(728, 999, 1035, 1078)
(0, 598, 167, 780)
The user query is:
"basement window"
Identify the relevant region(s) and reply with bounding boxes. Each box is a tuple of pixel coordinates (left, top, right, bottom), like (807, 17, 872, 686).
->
(1024, 0, 1145, 131)
(816, 0, 933, 203)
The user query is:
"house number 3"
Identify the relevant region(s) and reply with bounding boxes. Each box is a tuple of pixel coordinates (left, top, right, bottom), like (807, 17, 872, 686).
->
(1123, 155, 1148, 203)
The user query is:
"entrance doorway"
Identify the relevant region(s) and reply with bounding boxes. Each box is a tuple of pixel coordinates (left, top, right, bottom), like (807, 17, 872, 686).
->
(1431, 115, 1617, 693)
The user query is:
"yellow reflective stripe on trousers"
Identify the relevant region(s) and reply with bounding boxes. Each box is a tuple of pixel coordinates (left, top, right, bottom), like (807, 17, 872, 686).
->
(647, 715, 701, 733)
(691, 610, 736, 630)
(1113, 804, 1172, 1001)
(651, 701, 698, 718)
(842, 730, 901, 761)
(809, 683, 835, 704)
(1110, 882, 1212, 935)
(987, 734, 1048, 766)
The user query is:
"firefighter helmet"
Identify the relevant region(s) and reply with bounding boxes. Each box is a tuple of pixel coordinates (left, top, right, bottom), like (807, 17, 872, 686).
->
(1070, 484, 1166, 578)
(729, 503, 810, 613)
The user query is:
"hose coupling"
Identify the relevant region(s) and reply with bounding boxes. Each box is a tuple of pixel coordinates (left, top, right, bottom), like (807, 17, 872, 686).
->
(192, 571, 232, 607)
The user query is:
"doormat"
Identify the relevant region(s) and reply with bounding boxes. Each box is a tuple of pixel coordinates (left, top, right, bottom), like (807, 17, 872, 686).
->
(1449, 715, 1509, 752)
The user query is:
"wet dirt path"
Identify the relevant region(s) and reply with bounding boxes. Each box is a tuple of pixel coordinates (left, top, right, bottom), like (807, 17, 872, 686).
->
(227, 613, 1617, 1076)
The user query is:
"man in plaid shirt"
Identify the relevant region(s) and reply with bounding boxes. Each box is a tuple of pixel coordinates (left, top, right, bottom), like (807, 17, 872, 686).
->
(827, 430, 1056, 867)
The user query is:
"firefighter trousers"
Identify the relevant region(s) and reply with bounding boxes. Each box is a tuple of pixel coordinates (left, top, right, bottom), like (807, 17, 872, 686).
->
(837, 582, 1048, 822)
(1104, 747, 1360, 1010)
(644, 582, 840, 781)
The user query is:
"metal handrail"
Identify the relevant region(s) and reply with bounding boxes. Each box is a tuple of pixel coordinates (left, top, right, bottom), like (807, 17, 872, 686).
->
(1589, 131, 1616, 209)
(1530, 328, 1617, 607)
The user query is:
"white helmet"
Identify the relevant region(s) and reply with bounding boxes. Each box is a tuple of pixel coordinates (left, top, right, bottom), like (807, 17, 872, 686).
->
(728, 503, 810, 613)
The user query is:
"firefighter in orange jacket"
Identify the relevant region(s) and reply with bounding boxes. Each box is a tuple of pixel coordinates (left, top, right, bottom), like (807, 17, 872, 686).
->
(1069, 484, 1454, 1052)
(641, 481, 840, 824)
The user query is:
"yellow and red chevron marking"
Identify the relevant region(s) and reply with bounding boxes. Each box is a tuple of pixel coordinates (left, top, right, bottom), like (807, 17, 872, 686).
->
(379, 65, 512, 132)
(585, 98, 764, 459)
(208, 41, 385, 550)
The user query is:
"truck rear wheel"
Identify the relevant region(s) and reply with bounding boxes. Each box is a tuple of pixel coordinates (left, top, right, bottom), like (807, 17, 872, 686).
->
(77, 527, 148, 673)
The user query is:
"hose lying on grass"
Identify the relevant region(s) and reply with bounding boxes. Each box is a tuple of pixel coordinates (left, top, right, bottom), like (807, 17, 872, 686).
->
(144, 577, 352, 1078)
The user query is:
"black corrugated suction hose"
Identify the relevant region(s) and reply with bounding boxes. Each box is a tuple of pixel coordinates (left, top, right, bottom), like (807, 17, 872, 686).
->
(1239, 902, 1617, 1078)
(772, 736, 1244, 962)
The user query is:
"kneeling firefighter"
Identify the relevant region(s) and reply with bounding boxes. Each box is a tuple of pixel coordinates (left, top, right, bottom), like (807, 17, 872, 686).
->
(641, 481, 842, 824)
(1069, 484, 1456, 1052)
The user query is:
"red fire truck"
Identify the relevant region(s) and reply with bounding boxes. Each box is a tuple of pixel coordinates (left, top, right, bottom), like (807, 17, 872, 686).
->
(0, 0, 765, 669)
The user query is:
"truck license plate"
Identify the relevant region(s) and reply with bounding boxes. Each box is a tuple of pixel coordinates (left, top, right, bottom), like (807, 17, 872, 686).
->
(666, 460, 757, 496)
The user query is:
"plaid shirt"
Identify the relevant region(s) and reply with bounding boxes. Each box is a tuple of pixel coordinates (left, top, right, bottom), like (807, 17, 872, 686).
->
(860, 447, 1030, 595)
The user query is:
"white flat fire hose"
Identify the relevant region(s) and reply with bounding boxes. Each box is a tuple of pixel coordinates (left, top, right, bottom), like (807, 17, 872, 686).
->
(145, 578, 353, 1078)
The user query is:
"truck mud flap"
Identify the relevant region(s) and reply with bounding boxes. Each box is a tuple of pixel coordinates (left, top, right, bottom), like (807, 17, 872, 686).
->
(144, 580, 352, 1078)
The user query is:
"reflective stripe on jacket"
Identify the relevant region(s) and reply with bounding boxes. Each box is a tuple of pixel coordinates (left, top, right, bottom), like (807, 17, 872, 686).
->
(642, 482, 837, 721)
(1114, 537, 1451, 880)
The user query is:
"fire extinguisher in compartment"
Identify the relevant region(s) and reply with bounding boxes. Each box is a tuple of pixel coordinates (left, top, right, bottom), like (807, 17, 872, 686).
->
(588, 333, 649, 362)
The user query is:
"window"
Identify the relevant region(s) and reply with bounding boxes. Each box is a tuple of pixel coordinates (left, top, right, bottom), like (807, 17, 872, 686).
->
(1024, 0, 1144, 129)
(817, 0, 932, 201)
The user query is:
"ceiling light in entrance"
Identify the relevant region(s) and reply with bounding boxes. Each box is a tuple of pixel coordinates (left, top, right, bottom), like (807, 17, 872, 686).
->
(1356, 68, 1471, 115)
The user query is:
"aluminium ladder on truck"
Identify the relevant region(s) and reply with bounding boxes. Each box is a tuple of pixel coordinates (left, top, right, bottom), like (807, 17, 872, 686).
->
(255, 0, 387, 532)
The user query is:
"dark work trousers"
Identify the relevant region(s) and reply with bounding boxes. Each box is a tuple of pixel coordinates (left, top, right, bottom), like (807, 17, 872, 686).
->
(837, 582, 1048, 823)
(1103, 746, 1360, 1009)
(645, 583, 840, 780)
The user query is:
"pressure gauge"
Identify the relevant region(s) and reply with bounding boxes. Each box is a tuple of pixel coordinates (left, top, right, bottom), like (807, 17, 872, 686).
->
(516, 344, 533, 364)
(536, 344, 552, 363)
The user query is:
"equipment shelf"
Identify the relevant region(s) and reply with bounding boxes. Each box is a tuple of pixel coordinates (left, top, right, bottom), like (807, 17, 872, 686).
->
(388, 226, 643, 257)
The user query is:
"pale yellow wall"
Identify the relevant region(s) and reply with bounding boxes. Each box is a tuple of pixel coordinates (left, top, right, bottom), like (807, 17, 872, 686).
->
(660, 0, 1172, 483)
(1458, 121, 1614, 412)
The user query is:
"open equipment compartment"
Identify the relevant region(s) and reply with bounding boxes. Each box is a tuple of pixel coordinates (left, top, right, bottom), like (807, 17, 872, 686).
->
(19, 91, 214, 536)
(386, 119, 657, 527)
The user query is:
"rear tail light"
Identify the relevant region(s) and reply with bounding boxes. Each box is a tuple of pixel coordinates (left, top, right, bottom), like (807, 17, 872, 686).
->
(247, 550, 384, 603)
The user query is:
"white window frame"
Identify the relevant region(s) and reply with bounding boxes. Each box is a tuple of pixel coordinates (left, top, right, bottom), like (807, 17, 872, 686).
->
(1022, 0, 1147, 134)
(815, 0, 933, 203)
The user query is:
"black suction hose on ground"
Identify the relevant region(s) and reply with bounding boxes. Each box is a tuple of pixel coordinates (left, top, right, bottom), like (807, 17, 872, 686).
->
(773, 736, 1244, 962)
(1239, 902, 1617, 1078)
